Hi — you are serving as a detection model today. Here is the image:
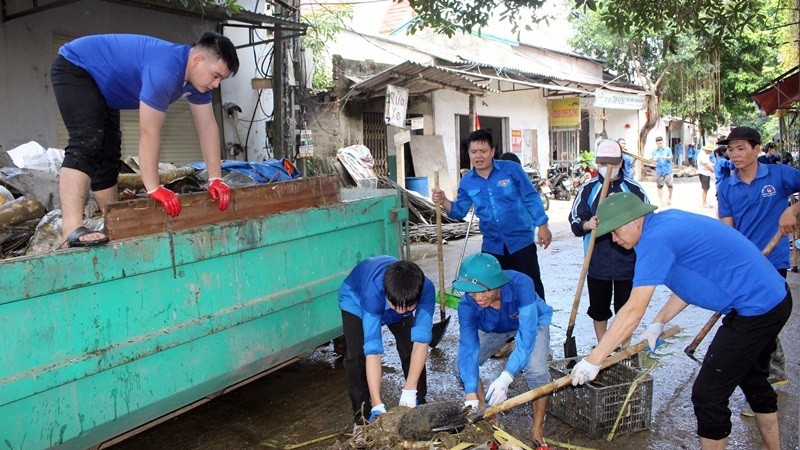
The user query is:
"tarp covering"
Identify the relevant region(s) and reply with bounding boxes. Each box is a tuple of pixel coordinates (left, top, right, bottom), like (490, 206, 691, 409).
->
(753, 66, 800, 116)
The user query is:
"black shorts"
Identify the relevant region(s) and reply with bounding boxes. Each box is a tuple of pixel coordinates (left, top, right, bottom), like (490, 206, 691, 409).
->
(51, 55, 121, 191)
(586, 277, 633, 321)
(699, 174, 710, 191)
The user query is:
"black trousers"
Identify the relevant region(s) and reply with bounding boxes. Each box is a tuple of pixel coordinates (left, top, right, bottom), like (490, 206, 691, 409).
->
(341, 310, 427, 424)
(691, 290, 792, 440)
(488, 242, 546, 300)
(51, 55, 122, 191)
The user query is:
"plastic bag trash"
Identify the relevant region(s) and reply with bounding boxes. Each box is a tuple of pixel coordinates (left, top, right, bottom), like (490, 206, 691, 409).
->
(25, 210, 104, 256)
(6, 141, 64, 175)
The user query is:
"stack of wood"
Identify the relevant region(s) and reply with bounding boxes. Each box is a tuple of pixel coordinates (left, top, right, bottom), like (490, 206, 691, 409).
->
(408, 220, 479, 244)
(378, 176, 461, 225)
(373, 176, 478, 244)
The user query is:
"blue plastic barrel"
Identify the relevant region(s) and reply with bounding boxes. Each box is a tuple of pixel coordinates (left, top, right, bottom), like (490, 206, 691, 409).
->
(405, 176, 429, 196)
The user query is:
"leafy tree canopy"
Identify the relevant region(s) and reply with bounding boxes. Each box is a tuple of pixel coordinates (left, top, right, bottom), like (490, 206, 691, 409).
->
(405, 0, 767, 45)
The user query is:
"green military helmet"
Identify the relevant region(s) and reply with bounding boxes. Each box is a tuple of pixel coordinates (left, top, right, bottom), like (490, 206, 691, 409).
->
(453, 253, 511, 293)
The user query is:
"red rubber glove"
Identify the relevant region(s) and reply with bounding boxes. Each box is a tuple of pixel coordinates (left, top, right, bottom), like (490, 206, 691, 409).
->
(148, 186, 181, 218)
(208, 178, 231, 211)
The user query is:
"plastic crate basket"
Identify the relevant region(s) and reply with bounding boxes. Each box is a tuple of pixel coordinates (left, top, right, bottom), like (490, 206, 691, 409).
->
(547, 356, 653, 438)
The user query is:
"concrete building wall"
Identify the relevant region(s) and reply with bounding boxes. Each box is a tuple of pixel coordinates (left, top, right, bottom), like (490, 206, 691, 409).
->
(600, 109, 640, 152)
(432, 88, 549, 195)
(0, 1, 267, 161)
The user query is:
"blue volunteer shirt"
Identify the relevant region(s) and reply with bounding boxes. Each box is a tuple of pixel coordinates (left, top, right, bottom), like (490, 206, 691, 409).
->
(338, 256, 435, 356)
(633, 210, 786, 316)
(651, 147, 673, 175)
(457, 271, 553, 394)
(718, 163, 800, 270)
(59, 34, 211, 112)
(449, 160, 548, 254)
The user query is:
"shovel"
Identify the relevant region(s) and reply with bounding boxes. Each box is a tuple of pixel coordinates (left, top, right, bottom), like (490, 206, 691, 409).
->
(564, 152, 618, 358)
(429, 171, 451, 349)
(683, 229, 784, 362)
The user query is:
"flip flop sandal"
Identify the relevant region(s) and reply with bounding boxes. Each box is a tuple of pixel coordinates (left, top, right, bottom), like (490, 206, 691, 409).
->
(67, 226, 109, 247)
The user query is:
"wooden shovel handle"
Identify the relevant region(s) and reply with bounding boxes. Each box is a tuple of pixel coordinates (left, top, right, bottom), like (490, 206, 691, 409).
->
(434, 172, 446, 319)
(566, 170, 615, 337)
(686, 229, 784, 353)
(474, 325, 681, 421)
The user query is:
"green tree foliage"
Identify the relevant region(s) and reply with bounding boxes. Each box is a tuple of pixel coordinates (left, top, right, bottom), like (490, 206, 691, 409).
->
(570, 0, 782, 145)
(301, 5, 353, 91)
(172, 0, 242, 15)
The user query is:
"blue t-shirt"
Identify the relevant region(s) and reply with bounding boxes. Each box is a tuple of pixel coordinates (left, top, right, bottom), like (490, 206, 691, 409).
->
(622, 154, 635, 180)
(449, 160, 548, 255)
(718, 163, 800, 270)
(633, 210, 786, 316)
(338, 256, 435, 356)
(651, 147, 673, 175)
(59, 34, 211, 111)
(457, 271, 553, 394)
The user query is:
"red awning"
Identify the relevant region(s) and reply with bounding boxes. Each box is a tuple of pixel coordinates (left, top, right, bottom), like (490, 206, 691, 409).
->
(752, 66, 800, 116)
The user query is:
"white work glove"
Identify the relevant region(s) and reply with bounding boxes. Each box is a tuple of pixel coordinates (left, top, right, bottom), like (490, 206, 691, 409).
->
(463, 399, 479, 411)
(570, 358, 601, 386)
(399, 389, 417, 407)
(641, 322, 666, 352)
(368, 403, 386, 422)
(485, 370, 514, 406)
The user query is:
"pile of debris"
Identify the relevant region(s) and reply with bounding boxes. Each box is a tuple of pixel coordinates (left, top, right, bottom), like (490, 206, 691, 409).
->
(326, 404, 496, 450)
(0, 141, 303, 259)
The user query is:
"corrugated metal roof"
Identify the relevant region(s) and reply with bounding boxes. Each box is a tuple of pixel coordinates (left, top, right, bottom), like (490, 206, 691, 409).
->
(351, 61, 489, 97)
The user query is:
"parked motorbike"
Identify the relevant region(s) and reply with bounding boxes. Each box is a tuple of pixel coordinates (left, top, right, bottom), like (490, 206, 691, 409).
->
(546, 163, 573, 201)
(524, 166, 550, 211)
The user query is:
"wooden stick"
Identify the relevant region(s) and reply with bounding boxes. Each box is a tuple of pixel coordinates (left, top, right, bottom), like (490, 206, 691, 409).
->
(473, 325, 681, 421)
(564, 168, 615, 354)
(435, 171, 446, 322)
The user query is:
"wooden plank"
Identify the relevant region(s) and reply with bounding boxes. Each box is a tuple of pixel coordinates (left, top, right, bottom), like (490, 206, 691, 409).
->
(105, 176, 341, 241)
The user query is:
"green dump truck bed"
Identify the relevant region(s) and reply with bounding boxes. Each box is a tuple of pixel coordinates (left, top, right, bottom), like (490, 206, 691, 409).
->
(0, 186, 405, 449)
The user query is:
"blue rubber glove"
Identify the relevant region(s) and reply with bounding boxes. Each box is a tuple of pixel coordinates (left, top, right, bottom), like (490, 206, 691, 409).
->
(368, 403, 386, 422)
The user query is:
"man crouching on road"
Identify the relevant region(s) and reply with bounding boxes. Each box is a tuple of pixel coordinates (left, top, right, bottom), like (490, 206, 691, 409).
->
(570, 193, 791, 450)
(453, 253, 553, 449)
(338, 256, 434, 425)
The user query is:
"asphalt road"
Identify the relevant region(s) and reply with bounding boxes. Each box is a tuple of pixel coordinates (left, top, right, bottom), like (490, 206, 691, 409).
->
(113, 176, 800, 450)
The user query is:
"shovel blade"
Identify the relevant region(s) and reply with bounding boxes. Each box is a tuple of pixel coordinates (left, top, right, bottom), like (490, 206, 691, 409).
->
(429, 315, 451, 349)
(563, 336, 577, 358)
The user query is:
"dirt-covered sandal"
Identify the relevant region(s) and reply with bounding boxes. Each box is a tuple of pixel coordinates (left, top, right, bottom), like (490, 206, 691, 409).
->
(67, 226, 109, 247)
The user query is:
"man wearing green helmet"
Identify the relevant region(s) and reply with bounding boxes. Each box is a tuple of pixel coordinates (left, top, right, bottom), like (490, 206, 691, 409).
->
(453, 253, 553, 449)
(570, 192, 790, 450)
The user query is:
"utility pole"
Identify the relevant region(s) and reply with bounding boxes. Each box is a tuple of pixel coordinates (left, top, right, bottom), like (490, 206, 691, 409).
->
(272, 23, 285, 159)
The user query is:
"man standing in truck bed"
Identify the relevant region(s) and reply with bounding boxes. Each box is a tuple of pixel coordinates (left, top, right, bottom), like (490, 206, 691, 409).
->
(51, 32, 239, 247)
